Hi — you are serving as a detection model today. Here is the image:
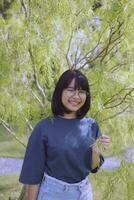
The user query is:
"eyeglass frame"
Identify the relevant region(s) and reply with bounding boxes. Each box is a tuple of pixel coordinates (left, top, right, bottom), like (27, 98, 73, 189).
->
(64, 87, 89, 98)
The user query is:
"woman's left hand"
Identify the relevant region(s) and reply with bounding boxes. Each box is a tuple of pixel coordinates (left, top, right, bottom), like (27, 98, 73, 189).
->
(99, 135, 111, 150)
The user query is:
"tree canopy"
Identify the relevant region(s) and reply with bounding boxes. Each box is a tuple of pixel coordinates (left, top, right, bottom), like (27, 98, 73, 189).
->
(0, 0, 134, 199)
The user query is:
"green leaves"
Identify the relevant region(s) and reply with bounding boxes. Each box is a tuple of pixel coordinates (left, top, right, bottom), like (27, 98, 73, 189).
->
(0, 1, 134, 199)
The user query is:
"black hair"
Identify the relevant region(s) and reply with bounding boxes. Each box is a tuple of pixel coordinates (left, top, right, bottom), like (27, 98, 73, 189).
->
(51, 69, 91, 118)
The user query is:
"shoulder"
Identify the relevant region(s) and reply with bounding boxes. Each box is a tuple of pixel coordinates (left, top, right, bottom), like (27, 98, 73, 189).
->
(30, 117, 53, 137)
(83, 117, 101, 132)
(82, 117, 97, 126)
(35, 116, 54, 128)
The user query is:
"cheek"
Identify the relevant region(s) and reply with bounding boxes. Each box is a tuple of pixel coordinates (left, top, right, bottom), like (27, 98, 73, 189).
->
(82, 97, 87, 105)
(61, 92, 67, 104)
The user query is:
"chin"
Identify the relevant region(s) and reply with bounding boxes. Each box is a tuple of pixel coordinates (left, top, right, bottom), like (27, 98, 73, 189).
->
(67, 107, 80, 112)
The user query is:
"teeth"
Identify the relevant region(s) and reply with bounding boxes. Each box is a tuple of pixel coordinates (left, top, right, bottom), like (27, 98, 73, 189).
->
(69, 101, 79, 105)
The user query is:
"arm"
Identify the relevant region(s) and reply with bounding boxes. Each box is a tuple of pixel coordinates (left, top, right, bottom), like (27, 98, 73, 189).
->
(91, 143, 101, 170)
(91, 134, 110, 172)
(25, 184, 40, 200)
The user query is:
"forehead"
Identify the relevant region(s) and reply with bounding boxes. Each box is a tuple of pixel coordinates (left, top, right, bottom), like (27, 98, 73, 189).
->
(67, 78, 83, 89)
(68, 79, 76, 87)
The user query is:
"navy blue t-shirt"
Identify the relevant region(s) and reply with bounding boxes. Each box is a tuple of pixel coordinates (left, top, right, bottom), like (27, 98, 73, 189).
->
(19, 116, 104, 184)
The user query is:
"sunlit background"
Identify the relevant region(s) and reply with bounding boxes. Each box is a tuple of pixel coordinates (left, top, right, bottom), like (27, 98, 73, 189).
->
(0, 1, 134, 199)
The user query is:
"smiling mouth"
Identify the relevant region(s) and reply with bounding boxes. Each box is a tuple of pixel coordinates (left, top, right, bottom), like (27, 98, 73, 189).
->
(68, 101, 80, 106)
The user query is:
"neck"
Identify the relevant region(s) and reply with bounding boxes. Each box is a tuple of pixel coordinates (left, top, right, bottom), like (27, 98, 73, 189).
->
(60, 113, 77, 119)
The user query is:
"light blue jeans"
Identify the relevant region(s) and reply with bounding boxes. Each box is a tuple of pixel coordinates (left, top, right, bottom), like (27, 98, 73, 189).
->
(37, 172, 93, 200)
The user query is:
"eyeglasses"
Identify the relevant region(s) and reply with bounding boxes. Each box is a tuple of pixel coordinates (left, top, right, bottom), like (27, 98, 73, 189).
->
(64, 87, 89, 98)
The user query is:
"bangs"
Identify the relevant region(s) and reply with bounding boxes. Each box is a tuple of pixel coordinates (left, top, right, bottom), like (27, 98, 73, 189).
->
(74, 75, 89, 91)
(64, 75, 89, 92)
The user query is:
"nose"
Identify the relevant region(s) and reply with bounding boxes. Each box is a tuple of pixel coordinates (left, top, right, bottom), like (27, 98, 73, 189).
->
(73, 90, 80, 98)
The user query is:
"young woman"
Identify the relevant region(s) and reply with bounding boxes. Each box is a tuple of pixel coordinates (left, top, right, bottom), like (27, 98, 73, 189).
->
(19, 69, 110, 200)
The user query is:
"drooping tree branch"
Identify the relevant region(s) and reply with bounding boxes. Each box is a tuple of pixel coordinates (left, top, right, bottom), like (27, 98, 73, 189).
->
(25, 117, 33, 131)
(20, 0, 28, 18)
(76, 20, 124, 69)
(0, 119, 26, 148)
(74, 27, 106, 70)
(20, 0, 32, 19)
(65, 19, 123, 70)
(101, 105, 130, 122)
(29, 88, 44, 107)
(72, 45, 81, 69)
(28, 0, 31, 19)
(103, 87, 128, 106)
(92, 87, 134, 119)
(108, 62, 127, 73)
(104, 88, 134, 109)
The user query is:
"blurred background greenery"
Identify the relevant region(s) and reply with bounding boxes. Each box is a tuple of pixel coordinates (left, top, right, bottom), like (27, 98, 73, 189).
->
(0, 0, 134, 199)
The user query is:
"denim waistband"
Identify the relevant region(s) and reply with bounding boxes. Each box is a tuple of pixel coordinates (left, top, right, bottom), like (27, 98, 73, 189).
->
(43, 172, 90, 192)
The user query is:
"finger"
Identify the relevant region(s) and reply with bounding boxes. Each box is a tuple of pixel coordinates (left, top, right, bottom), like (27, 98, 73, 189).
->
(100, 139, 110, 144)
(103, 143, 110, 147)
(100, 135, 110, 139)
(99, 136, 110, 141)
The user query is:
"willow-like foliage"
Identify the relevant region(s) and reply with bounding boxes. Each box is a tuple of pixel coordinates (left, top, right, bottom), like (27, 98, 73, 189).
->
(0, 0, 134, 199)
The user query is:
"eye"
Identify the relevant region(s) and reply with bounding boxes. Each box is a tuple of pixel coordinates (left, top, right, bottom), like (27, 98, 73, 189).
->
(66, 88, 75, 92)
(79, 90, 87, 94)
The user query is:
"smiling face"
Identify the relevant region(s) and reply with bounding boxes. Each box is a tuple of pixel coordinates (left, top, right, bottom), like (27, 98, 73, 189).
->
(61, 78, 87, 117)
(52, 69, 91, 119)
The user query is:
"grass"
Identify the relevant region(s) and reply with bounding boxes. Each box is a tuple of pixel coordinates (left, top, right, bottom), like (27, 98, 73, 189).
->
(0, 127, 25, 199)
(90, 162, 134, 200)
(0, 126, 26, 158)
(0, 174, 22, 200)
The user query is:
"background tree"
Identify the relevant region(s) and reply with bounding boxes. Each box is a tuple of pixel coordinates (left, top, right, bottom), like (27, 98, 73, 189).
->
(0, 0, 134, 199)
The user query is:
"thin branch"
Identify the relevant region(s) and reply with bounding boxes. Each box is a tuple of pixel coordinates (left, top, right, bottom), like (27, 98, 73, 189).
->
(76, 30, 104, 68)
(92, 87, 133, 118)
(103, 87, 130, 106)
(66, 31, 74, 69)
(100, 26, 114, 63)
(101, 105, 130, 122)
(75, 8, 84, 16)
(78, 21, 124, 69)
(100, 23, 124, 63)
(28, 44, 46, 101)
(20, 0, 27, 18)
(0, 119, 26, 148)
(25, 117, 33, 131)
(109, 62, 127, 73)
(104, 88, 134, 109)
(28, 0, 32, 19)
(79, 41, 111, 68)
(77, 34, 110, 69)
(102, 51, 116, 66)
(30, 88, 44, 107)
(72, 45, 81, 69)
(100, 40, 121, 64)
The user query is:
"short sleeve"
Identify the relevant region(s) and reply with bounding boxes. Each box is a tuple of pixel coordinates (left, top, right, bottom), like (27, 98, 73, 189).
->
(91, 119, 102, 139)
(19, 121, 46, 184)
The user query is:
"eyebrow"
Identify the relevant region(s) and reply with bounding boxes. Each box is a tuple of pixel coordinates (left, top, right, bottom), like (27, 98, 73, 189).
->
(67, 87, 75, 88)
(67, 87, 84, 90)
